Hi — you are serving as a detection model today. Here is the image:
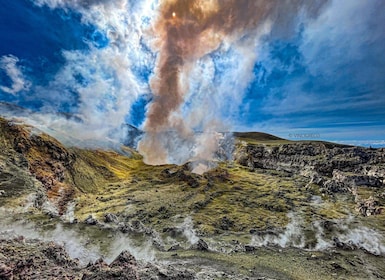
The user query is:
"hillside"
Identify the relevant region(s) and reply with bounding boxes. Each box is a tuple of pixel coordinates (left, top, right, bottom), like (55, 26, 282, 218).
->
(1, 117, 385, 279)
(234, 131, 286, 142)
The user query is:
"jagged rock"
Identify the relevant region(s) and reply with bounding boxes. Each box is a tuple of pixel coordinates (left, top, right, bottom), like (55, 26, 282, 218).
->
(167, 244, 182, 251)
(0, 238, 201, 279)
(356, 196, 383, 217)
(331, 262, 345, 271)
(104, 213, 118, 223)
(195, 239, 209, 251)
(85, 258, 109, 272)
(310, 174, 324, 186)
(84, 215, 98, 225)
(322, 180, 347, 194)
(82, 251, 139, 280)
(319, 220, 337, 233)
(162, 227, 180, 237)
(219, 216, 234, 230)
(332, 170, 383, 188)
(110, 250, 137, 268)
(245, 245, 257, 252)
(118, 223, 131, 233)
(332, 237, 357, 251)
(0, 238, 80, 279)
(42, 242, 74, 266)
(234, 142, 385, 193)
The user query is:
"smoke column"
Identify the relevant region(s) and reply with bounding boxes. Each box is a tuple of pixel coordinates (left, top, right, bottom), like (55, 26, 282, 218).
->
(138, 0, 329, 166)
(0, 0, 331, 166)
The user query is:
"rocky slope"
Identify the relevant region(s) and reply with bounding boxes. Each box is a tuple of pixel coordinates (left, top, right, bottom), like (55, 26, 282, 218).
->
(0, 237, 198, 280)
(235, 137, 385, 216)
(1, 117, 385, 279)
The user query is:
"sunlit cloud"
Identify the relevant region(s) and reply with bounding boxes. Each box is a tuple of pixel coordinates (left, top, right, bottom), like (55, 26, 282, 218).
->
(0, 55, 31, 94)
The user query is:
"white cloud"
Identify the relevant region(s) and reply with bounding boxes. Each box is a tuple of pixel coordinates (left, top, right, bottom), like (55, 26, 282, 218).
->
(25, 0, 157, 143)
(0, 55, 31, 95)
(301, 0, 385, 81)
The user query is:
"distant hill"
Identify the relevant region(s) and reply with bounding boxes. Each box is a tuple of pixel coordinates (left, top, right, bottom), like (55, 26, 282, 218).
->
(233, 131, 291, 145)
(234, 132, 285, 141)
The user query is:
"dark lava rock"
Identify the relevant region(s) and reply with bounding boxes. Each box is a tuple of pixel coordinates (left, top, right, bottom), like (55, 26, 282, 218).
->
(196, 239, 209, 251)
(219, 216, 234, 231)
(167, 244, 182, 252)
(110, 250, 137, 268)
(332, 237, 357, 251)
(42, 242, 74, 266)
(159, 271, 195, 280)
(85, 258, 109, 272)
(356, 196, 383, 217)
(104, 213, 118, 223)
(0, 238, 200, 280)
(249, 228, 258, 234)
(84, 215, 98, 225)
(162, 227, 180, 238)
(319, 220, 337, 233)
(331, 262, 347, 272)
(322, 180, 347, 194)
(245, 245, 257, 252)
(82, 251, 140, 280)
(0, 238, 81, 279)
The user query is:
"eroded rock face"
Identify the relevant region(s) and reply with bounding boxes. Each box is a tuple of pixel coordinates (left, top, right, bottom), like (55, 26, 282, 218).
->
(0, 118, 76, 215)
(235, 142, 385, 191)
(235, 141, 385, 215)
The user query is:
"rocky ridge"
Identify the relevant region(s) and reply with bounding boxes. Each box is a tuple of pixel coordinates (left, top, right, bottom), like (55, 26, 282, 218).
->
(235, 140, 385, 216)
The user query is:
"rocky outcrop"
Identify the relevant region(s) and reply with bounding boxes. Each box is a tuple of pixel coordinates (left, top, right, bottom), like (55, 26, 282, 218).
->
(235, 141, 385, 215)
(0, 117, 140, 217)
(0, 118, 76, 215)
(235, 141, 385, 191)
(355, 196, 383, 217)
(0, 238, 196, 280)
(82, 251, 140, 280)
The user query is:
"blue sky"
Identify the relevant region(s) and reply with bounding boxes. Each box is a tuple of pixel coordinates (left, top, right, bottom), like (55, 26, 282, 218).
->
(0, 0, 385, 147)
(243, 1, 385, 143)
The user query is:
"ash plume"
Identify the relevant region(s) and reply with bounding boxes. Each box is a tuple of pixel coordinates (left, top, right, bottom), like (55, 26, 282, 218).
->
(138, 0, 330, 166)
(0, 0, 333, 165)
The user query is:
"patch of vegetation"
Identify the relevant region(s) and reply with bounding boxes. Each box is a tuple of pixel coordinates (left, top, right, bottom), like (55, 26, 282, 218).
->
(234, 131, 292, 146)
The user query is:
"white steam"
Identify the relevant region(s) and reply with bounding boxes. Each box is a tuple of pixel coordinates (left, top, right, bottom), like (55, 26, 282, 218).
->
(251, 212, 385, 256)
(179, 216, 199, 245)
(339, 227, 385, 255)
(0, 210, 156, 265)
(0, 221, 101, 265)
(252, 212, 306, 248)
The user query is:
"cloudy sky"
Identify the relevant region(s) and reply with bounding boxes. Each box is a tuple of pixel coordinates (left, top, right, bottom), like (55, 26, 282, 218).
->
(0, 0, 385, 151)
